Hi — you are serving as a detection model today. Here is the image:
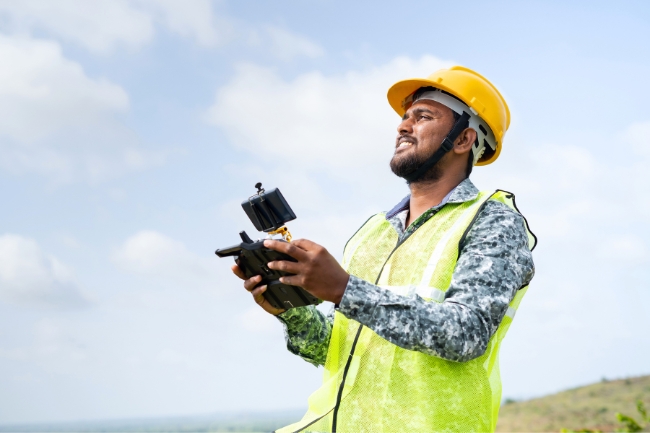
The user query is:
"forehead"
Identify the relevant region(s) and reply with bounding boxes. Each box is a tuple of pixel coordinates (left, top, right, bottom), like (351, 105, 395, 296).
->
(407, 98, 454, 116)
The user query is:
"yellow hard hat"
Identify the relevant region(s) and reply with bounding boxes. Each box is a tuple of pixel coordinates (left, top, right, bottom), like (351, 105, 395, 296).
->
(387, 65, 510, 165)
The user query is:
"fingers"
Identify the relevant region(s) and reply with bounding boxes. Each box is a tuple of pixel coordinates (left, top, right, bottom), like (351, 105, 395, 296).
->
(234, 263, 287, 316)
(279, 274, 302, 287)
(231, 264, 246, 280)
(267, 260, 300, 274)
(243, 275, 262, 292)
(251, 285, 286, 316)
(283, 238, 326, 261)
(291, 238, 318, 250)
(250, 284, 267, 305)
(263, 239, 308, 261)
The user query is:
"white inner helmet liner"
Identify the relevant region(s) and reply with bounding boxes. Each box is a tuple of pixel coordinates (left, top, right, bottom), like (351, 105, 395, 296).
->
(410, 89, 497, 165)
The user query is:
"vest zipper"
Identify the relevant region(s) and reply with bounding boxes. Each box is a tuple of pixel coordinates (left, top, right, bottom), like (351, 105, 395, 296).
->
(330, 232, 412, 432)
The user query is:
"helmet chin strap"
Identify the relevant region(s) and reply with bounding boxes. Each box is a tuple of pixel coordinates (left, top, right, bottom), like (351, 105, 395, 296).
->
(403, 111, 471, 183)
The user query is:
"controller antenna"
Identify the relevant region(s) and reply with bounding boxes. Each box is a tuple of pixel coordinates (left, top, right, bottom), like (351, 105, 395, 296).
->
(255, 182, 265, 194)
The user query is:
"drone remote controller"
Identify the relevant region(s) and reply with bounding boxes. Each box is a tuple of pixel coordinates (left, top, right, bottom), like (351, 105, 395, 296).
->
(215, 184, 321, 310)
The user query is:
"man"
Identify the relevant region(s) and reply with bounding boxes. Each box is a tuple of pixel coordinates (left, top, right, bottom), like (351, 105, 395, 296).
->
(232, 66, 536, 432)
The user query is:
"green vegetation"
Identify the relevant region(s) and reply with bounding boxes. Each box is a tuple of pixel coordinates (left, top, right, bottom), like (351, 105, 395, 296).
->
(561, 400, 649, 432)
(497, 375, 650, 432)
(617, 400, 649, 432)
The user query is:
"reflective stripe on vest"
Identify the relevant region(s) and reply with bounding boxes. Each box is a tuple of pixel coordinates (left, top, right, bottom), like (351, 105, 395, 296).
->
(277, 190, 534, 433)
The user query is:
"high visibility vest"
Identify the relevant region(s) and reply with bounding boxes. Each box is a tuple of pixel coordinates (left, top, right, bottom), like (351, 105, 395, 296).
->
(277, 190, 536, 433)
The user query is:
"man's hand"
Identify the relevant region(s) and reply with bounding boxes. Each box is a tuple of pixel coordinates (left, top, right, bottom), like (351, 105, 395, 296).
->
(231, 264, 286, 316)
(265, 239, 350, 304)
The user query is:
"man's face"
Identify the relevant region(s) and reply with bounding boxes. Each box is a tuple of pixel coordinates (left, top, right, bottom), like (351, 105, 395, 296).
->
(390, 99, 456, 182)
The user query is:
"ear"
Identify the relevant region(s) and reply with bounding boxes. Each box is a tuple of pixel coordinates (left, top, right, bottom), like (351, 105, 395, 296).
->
(452, 128, 477, 155)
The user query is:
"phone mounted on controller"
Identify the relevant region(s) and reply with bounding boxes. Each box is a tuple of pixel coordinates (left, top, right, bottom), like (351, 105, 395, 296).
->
(215, 183, 321, 310)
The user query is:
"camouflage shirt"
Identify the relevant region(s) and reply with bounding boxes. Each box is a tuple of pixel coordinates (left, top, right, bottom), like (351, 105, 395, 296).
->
(276, 178, 535, 366)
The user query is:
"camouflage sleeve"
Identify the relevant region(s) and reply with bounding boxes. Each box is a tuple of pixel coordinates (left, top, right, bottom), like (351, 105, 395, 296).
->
(337, 200, 535, 362)
(276, 304, 334, 367)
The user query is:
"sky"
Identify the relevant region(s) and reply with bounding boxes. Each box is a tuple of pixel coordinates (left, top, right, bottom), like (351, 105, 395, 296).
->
(1, 0, 649, 425)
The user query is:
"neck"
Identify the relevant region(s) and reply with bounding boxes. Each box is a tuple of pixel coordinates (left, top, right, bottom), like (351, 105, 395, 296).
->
(406, 172, 466, 227)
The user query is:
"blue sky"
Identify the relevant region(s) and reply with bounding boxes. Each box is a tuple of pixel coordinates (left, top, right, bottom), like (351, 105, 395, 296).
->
(1, 0, 649, 424)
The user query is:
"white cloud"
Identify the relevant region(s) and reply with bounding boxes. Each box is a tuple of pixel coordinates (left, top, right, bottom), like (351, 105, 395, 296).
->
(265, 25, 324, 60)
(0, 34, 171, 182)
(0, 0, 229, 52)
(140, 0, 230, 47)
(0, 234, 89, 308)
(206, 55, 453, 182)
(623, 120, 650, 157)
(112, 231, 221, 290)
(0, 34, 128, 143)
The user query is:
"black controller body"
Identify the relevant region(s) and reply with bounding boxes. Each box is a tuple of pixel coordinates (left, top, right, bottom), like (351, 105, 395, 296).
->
(215, 234, 321, 310)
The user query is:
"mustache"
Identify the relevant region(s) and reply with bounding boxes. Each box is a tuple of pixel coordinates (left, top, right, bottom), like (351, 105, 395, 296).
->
(396, 135, 417, 147)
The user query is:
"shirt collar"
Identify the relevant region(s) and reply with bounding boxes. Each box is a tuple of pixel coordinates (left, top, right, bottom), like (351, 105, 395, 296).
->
(385, 178, 479, 219)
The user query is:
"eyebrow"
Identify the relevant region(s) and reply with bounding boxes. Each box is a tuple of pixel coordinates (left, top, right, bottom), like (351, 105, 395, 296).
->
(402, 107, 439, 120)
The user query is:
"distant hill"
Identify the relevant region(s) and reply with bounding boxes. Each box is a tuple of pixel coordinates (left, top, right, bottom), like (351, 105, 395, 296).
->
(497, 375, 650, 432)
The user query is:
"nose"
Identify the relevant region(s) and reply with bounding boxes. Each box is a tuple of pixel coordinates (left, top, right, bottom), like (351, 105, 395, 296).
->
(397, 115, 413, 135)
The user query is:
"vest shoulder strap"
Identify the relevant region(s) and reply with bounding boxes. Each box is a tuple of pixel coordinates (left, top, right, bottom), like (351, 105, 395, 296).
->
(342, 213, 388, 269)
(457, 190, 537, 254)
(491, 190, 537, 251)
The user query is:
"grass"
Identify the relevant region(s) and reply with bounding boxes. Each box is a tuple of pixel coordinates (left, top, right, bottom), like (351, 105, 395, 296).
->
(497, 375, 650, 432)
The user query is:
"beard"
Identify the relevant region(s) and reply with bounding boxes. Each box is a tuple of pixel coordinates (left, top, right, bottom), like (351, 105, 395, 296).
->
(390, 147, 443, 183)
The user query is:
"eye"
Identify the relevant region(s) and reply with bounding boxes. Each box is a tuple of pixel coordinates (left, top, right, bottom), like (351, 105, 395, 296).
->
(417, 114, 431, 121)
